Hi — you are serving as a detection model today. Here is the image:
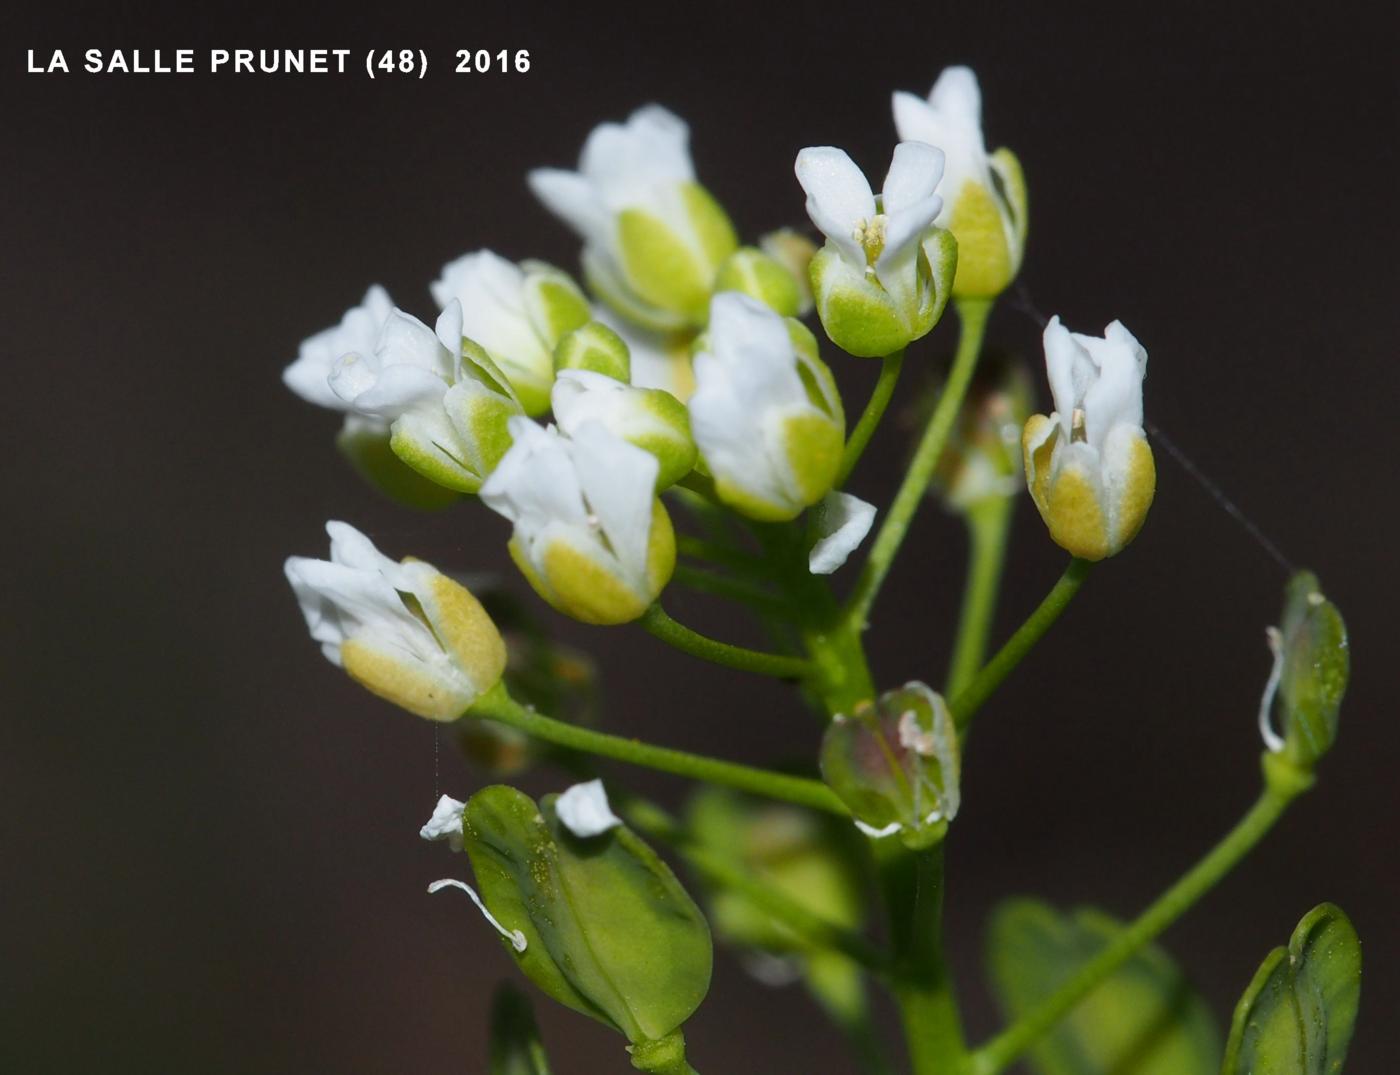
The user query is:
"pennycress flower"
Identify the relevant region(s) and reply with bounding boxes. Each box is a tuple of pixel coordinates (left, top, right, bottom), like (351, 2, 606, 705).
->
(893, 66, 1027, 298)
(283, 284, 394, 413)
(284, 522, 506, 721)
(328, 301, 523, 493)
(479, 418, 677, 625)
(689, 292, 844, 521)
(1022, 317, 1156, 560)
(796, 142, 957, 357)
(551, 370, 697, 491)
(430, 251, 591, 417)
(529, 105, 738, 332)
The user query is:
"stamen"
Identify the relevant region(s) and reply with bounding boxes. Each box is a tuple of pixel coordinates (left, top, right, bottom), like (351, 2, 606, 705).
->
(428, 878, 527, 952)
(1070, 408, 1088, 443)
(1257, 626, 1286, 753)
(853, 819, 902, 839)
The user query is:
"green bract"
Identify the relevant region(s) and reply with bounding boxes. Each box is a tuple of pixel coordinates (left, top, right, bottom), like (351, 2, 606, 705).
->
(1263, 572, 1349, 768)
(1221, 903, 1361, 1075)
(987, 900, 1221, 1075)
(819, 681, 959, 850)
(488, 983, 552, 1075)
(461, 785, 713, 1045)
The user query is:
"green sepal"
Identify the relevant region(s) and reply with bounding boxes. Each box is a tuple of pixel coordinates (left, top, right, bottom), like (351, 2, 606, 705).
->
(714, 247, 802, 317)
(1275, 572, 1349, 767)
(618, 209, 711, 324)
(819, 682, 959, 850)
(488, 982, 552, 1075)
(555, 320, 632, 382)
(334, 419, 462, 509)
(461, 785, 712, 1044)
(520, 261, 591, 349)
(1221, 903, 1361, 1075)
(986, 899, 1221, 1075)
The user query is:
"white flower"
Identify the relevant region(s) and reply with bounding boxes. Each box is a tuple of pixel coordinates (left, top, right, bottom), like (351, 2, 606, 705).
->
(430, 251, 590, 416)
(419, 795, 467, 850)
(809, 492, 876, 575)
(328, 301, 522, 493)
(283, 285, 394, 412)
(893, 66, 1027, 297)
(795, 143, 956, 357)
(284, 521, 505, 720)
(479, 418, 676, 624)
(689, 293, 844, 521)
(551, 370, 696, 489)
(1022, 318, 1156, 560)
(555, 779, 622, 837)
(529, 105, 737, 331)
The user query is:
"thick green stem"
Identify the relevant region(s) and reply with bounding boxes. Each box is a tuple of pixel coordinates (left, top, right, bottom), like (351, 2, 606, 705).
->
(838, 350, 905, 486)
(640, 604, 812, 679)
(470, 684, 846, 815)
(629, 1030, 698, 1074)
(949, 557, 1092, 732)
(846, 299, 994, 632)
(945, 497, 1014, 697)
(882, 845, 965, 1074)
(969, 765, 1310, 1075)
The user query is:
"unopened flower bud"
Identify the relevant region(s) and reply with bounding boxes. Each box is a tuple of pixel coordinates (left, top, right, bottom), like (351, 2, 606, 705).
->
(713, 247, 803, 317)
(930, 352, 1032, 512)
(530, 106, 738, 332)
(480, 419, 676, 625)
(554, 320, 632, 382)
(894, 66, 1027, 298)
(797, 142, 957, 357)
(820, 682, 960, 850)
(284, 522, 505, 721)
(1023, 317, 1155, 560)
(760, 228, 818, 315)
(432, 252, 591, 416)
(690, 293, 844, 520)
(552, 370, 697, 490)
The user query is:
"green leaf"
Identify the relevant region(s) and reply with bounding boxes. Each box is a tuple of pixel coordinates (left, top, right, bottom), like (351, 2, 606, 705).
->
(1275, 573, 1350, 767)
(462, 785, 712, 1044)
(987, 899, 1221, 1075)
(1221, 903, 1361, 1074)
(488, 982, 552, 1075)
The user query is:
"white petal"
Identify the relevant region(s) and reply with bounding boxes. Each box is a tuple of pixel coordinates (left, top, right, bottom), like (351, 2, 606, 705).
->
(570, 421, 659, 589)
(528, 168, 612, 249)
(555, 779, 622, 837)
(337, 361, 447, 418)
(882, 141, 945, 215)
(284, 286, 395, 410)
(1042, 316, 1096, 437)
(929, 66, 983, 125)
(434, 300, 464, 357)
(419, 795, 467, 849)
(479, 419, 589, 541)
(795, 147, 875, 265)
(809, 492, 877, 574)
(853, 819, 903, 838)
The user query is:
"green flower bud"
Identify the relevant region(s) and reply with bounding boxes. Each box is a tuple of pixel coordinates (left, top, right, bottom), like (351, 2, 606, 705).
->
(759, 228, 817, 315)
(928, 351, 1033, 512)
(335, 416, 463, 510)
(1258, 571, 1349, 770)
(460, 785, 713, 1045)
(554, 320, 632, 382)
(820, 682, 960, 850)
(552, 370, 697, 490)
(714, 247, 803, 317)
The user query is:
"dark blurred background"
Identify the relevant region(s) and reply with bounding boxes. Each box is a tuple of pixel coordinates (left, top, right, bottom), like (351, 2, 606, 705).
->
(3, 3, 1395, 1072)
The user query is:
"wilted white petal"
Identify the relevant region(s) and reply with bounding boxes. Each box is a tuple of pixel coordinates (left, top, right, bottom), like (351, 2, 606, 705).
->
(555, 779, 622, 837)
(419, 795, 467, 849)
(809, 492, 876, 574)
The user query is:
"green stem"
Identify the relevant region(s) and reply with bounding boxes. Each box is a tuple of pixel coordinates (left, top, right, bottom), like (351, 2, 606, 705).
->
(845, 299, 993, 632)
(945, 497, 1014, 697)
(969, 769, 1308, 1075)
(629, 1030, 698, 1074)
(470, 684, 847, 815)
(640, 604, 812, 679)
(882, 845, 965, 1074)
(621, 798, 891, 974)
(838, 350, 905, 486)
(949, 557, 1092, 732)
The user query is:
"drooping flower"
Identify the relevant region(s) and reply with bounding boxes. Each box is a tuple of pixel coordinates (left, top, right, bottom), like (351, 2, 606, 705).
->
(689, 292, 844, 521)
(479, 418, 676, 625)
(796, 142, 957, 357)
(893, 66, 1027, 298)
(1022, 317, 1156, 560)
(552, 370, 696, 490)
(430, 251, 591, 416)
(328, 301, 522, 493)
(529, 105, 738, 332)
(284, 521, 506, 720)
